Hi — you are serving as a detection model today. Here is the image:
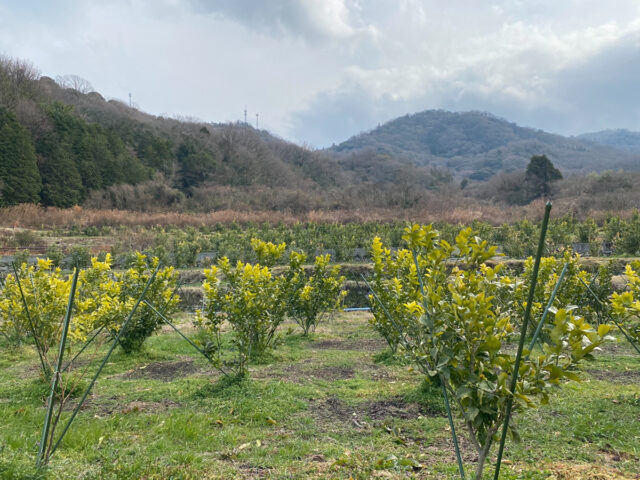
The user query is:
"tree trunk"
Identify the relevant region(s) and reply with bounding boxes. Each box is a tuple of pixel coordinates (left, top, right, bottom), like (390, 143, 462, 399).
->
(474, 442, 492, 480)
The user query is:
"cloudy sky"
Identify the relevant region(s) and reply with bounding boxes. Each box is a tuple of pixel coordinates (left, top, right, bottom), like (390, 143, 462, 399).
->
(1, 0, 640, 147)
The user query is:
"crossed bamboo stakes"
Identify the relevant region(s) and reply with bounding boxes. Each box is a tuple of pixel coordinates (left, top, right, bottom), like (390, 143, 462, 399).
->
(29, 265, 211, 468)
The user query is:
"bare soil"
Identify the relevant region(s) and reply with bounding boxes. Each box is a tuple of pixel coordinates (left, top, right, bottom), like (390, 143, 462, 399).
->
(587, 369, 640, 384)
(121, 360, 201, 382)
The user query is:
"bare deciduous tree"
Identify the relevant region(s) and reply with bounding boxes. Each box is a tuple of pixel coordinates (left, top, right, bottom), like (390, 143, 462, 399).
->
(55, 74, 94, 94)
(0, 56, 40, 107)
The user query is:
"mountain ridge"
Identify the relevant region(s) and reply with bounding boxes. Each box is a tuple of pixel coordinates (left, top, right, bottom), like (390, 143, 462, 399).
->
(577, 129, 640, 153)
(330, 110, 640, 180)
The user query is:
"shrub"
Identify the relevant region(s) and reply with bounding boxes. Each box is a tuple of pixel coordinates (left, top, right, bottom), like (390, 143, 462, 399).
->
(616, 209, 640, 255)
(196, 238, 291, 377)
(109, 253, 180, 353)
(610, 261, 640, 346)
(0, 256, 145, 376)
(13, 229, 42, 247)
(368, 238, 423, 353)
(369, 224, 612, 480)
(45, 244, 64, 267)
(65, 245, 91, 269)
(285, 252, 346, 335)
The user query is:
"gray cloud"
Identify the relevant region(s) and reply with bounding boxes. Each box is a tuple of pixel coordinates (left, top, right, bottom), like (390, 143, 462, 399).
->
(188, 0, 368, 43)
(2, 0, 640, 147)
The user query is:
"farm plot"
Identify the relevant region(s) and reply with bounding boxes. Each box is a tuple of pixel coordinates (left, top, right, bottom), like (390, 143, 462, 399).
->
(1, 312, 639, 479)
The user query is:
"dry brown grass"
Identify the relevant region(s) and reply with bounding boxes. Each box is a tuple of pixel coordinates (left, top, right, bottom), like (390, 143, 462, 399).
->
(0, 202, 635, 229)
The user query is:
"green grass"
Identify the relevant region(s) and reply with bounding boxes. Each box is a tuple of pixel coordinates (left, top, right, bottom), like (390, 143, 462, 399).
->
(1, 312, 639, 479)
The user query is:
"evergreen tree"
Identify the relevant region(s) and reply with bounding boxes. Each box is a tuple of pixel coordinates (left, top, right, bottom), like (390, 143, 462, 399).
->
(37, 138, 83, 207)
(0, 108, 41, 205)
(176, 138, 216, 190)
(525, 154, 562, 199)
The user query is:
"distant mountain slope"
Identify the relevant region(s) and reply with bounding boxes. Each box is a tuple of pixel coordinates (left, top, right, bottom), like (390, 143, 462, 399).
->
(577, 129, 640, 153)
(1, 56, 464, 211)
(0, 57, 354, 210)
(331, 110, 640, 180)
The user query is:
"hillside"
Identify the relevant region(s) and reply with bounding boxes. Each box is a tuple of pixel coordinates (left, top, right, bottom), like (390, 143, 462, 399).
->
(331, 110, 640, 180)
(3, 56, 640, 213)
(578, 129, 640, 153)
(0, 57, 458, 212)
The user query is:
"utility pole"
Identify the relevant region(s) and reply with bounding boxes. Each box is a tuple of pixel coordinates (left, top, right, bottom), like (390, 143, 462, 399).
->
(255, 113, 259, 129)
(129, 93, 132, 107)
(244, 105, 247, 124)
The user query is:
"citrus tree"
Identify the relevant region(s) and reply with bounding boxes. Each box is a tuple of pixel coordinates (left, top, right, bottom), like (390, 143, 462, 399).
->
(196, 256, 288, 377)
(285, 252, 346, 335)
(0, 259, 73, 376)
(610, 261, 640, 349)
(109, 252, 180, 353)
(369, 224, 612, 479)
(0, 253, 179, 368)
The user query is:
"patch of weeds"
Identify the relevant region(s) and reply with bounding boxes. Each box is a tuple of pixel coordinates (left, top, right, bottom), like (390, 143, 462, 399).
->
(193, 373, 248, 398)
(373, 453, 423, 472)
(403, 377, 446, 415)
(0, 444, 46, 480)
(372, 348, 408, 366)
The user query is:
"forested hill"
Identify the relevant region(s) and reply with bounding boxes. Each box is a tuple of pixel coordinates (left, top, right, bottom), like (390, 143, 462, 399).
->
(577, 129, 640, 153)
(1, 57, 461, 211)
(330, 110, 640, 180)
(0, 57, 354, 210)
(3, 56, 640, 212)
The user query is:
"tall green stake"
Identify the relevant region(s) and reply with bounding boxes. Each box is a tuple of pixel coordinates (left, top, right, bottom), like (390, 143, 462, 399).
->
(494, 201, 552, 480)
(12, 263, 50, 379)
(528, 262, 568, 353)
(48, 265, 160, 458)
(36, 268, 79, 468)
(411, 252, 466, 480)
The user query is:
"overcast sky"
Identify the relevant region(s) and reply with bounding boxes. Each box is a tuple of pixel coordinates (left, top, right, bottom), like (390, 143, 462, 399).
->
(1, 0, 639, 147)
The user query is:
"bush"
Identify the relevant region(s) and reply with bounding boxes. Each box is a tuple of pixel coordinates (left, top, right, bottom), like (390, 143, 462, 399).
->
(110, 253, 180, 353)
(45, 244, 64, 267)
(196, 242, 288, 377)
(616, 209, 640, 255)
(285, 252, 346, 335)
(369, 224, 612, 480)
(65, 245, 91, 269)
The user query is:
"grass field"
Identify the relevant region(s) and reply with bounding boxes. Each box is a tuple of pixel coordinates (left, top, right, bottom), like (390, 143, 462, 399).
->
(1, 312, 639, 479)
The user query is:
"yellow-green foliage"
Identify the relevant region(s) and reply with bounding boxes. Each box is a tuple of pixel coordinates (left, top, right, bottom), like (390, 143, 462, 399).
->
(369, 224, 613, 480)
(0, 259, 73, 351)
(285, 252, 346, 335)
(197, 256, 287, 376)
(110, 252, 180, 353)
(0, 253, 180, 373)
(610, 262, 640, 343)
(250, 238, 286, 267)
(368, 236, 424, 353)
(515, 252, 604, 324)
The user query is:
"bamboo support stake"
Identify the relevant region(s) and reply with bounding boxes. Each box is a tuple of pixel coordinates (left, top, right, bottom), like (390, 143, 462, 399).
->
(528, 262, 568, 352)
(494, 201, 552, 480)
(49, 265, 160, 457)
(36, 269, 79, 468)
(12, 263, 50, 378)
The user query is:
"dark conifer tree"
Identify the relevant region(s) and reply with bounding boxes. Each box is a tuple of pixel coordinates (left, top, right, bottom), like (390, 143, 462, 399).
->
(0, 108, 41, 205)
